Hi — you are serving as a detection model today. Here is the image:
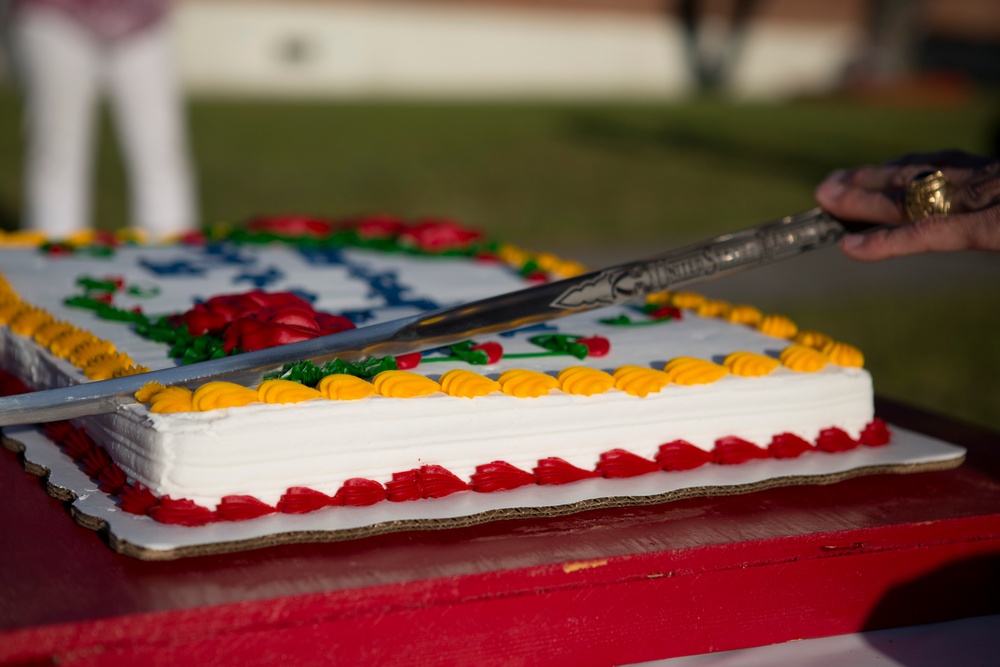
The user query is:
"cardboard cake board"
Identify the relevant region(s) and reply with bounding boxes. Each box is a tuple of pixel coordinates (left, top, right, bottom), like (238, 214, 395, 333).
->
(2, 423, 965, 560)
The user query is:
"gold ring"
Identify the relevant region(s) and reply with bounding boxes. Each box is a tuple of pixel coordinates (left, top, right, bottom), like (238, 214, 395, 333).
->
(905, 170, 952, 221)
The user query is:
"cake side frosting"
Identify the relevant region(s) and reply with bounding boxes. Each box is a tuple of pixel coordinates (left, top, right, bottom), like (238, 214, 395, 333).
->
(0, 219, 883, 520)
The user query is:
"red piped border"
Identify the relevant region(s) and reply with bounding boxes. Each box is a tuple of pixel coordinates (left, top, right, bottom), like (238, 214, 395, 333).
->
(0, 370, 891, 528)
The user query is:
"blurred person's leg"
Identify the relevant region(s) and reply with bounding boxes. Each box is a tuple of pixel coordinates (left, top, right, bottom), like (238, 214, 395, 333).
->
(12, 9, 101, 237)
(105, 22, 196, 239)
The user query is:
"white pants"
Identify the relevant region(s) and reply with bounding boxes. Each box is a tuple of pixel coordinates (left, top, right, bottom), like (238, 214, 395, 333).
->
(11, 8, 196, 238)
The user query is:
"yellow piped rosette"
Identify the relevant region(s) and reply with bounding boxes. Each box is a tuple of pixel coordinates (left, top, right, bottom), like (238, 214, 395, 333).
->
(257, 379, 322, 404)
(148, 386, 196, 414)
(780, 344, 828, 373)
(84, 353, 135, 381)
(725, 304, 763, 326)
(8, 307, 52, 337)
(793, 330, 831, 349)
(192, 382, 258, 411)
(439, 369, 501, 398)
(757, 314, 798, 339)
(317, 374, 377, 400)
(497, 369, 558, 398)
(821, 340, 864, 368)
(662, 357, 729, 385)
(372, 370, 440, 398)
(723, 351, 780, 377)
(670, 291, 705, 310)
(558, 366, 615, 396)
(613, 365, 671, 397)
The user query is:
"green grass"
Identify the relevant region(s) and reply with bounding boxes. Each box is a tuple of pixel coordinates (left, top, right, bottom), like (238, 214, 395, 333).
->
(0, 89, 997, 431)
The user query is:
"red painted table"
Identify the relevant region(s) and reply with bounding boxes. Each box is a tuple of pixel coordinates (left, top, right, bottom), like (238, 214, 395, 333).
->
(2, 398, 999, 666)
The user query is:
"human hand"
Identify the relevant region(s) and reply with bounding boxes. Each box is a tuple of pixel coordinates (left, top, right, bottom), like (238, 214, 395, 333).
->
(815, 150, 1000, 261)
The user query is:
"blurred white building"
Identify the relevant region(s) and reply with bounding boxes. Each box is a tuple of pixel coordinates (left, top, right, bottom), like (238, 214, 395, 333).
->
(169, 0, 868, 99)
(3, 0, 996, 99)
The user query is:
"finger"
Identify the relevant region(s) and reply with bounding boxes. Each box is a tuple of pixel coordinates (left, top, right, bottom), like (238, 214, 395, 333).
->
(843, 164, 914, 191)
(840, 211, 1000, 261)
(952, 165, 1000, 213)
(815, 178, 907, 224)
(828, 158, 987, 195)
(845, 163, 970, 191)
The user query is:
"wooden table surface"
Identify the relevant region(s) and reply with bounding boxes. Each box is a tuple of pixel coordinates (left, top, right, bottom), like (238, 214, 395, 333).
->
(2, 398, 999, 666)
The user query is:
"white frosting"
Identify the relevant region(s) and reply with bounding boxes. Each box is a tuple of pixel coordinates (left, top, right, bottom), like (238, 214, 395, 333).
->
(0, 243, 874, 507)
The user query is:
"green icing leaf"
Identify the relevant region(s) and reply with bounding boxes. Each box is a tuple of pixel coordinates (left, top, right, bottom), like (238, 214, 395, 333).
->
(264, 356, 399, 386)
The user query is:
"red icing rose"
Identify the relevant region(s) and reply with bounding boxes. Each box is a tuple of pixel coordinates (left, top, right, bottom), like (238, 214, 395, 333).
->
(92, 230, 121, 247)
(148, 497, 217, 526)
(712, 437, 770, 465)
(81, 446, 112, 477)
(315, 313, 356, 335)
(418, 465, 471, 498)
(119, 483, 159, 515)
(248, 215, 335, 238)
(97, 464, 128, 495)
(236, 321, 318, 353)
(386, 470, 423, 502)
(179, 230, 208, 246)
(859, 419, 891, 447)
(525, 271, 549, 284)
(277, 487, 339, 513)
(181, 290, 357, 353)
(534, 457, 600, 485)
(474, 251, 502, 264)
(816, 427, 859, 453)
(398, 219, 484, 252)
(61, 428, 96, 459)
(577, 336, 610, 358)
(333, 478, 387, 507)
(655, 440, 711, 471)
(44, 243, 75, 256)
(354, 215, 407, 240)
(216, 495, 278, 521)
(395, 352, 422, 370)
(183, 308, 231, 337)
(471, 341, 503, 364)
(386, 465, 470, 502)
(470, 461, 536, 492)
(0, 373, 32, 396)
(254, 304, 320, 332)
(650, 305, 683, 321)
(41, 420, 75, 444)
(596, 449, 660, 478)
(768, 433, 814, 459)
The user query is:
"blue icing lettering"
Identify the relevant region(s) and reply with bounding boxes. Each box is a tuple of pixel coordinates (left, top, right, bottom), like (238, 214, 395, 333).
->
(139, 244, 257, 278)
(298, 247, 345, 266)
(201, 243, 256, 266)
(348, 267, 441, 311)
(234, 266, 284, 288)
(139, 258, 206, 276)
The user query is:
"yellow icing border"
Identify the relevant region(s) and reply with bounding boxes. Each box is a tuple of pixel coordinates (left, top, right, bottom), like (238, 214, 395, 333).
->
(0, 275, 149, 382)
(0, 228, 152, 248)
